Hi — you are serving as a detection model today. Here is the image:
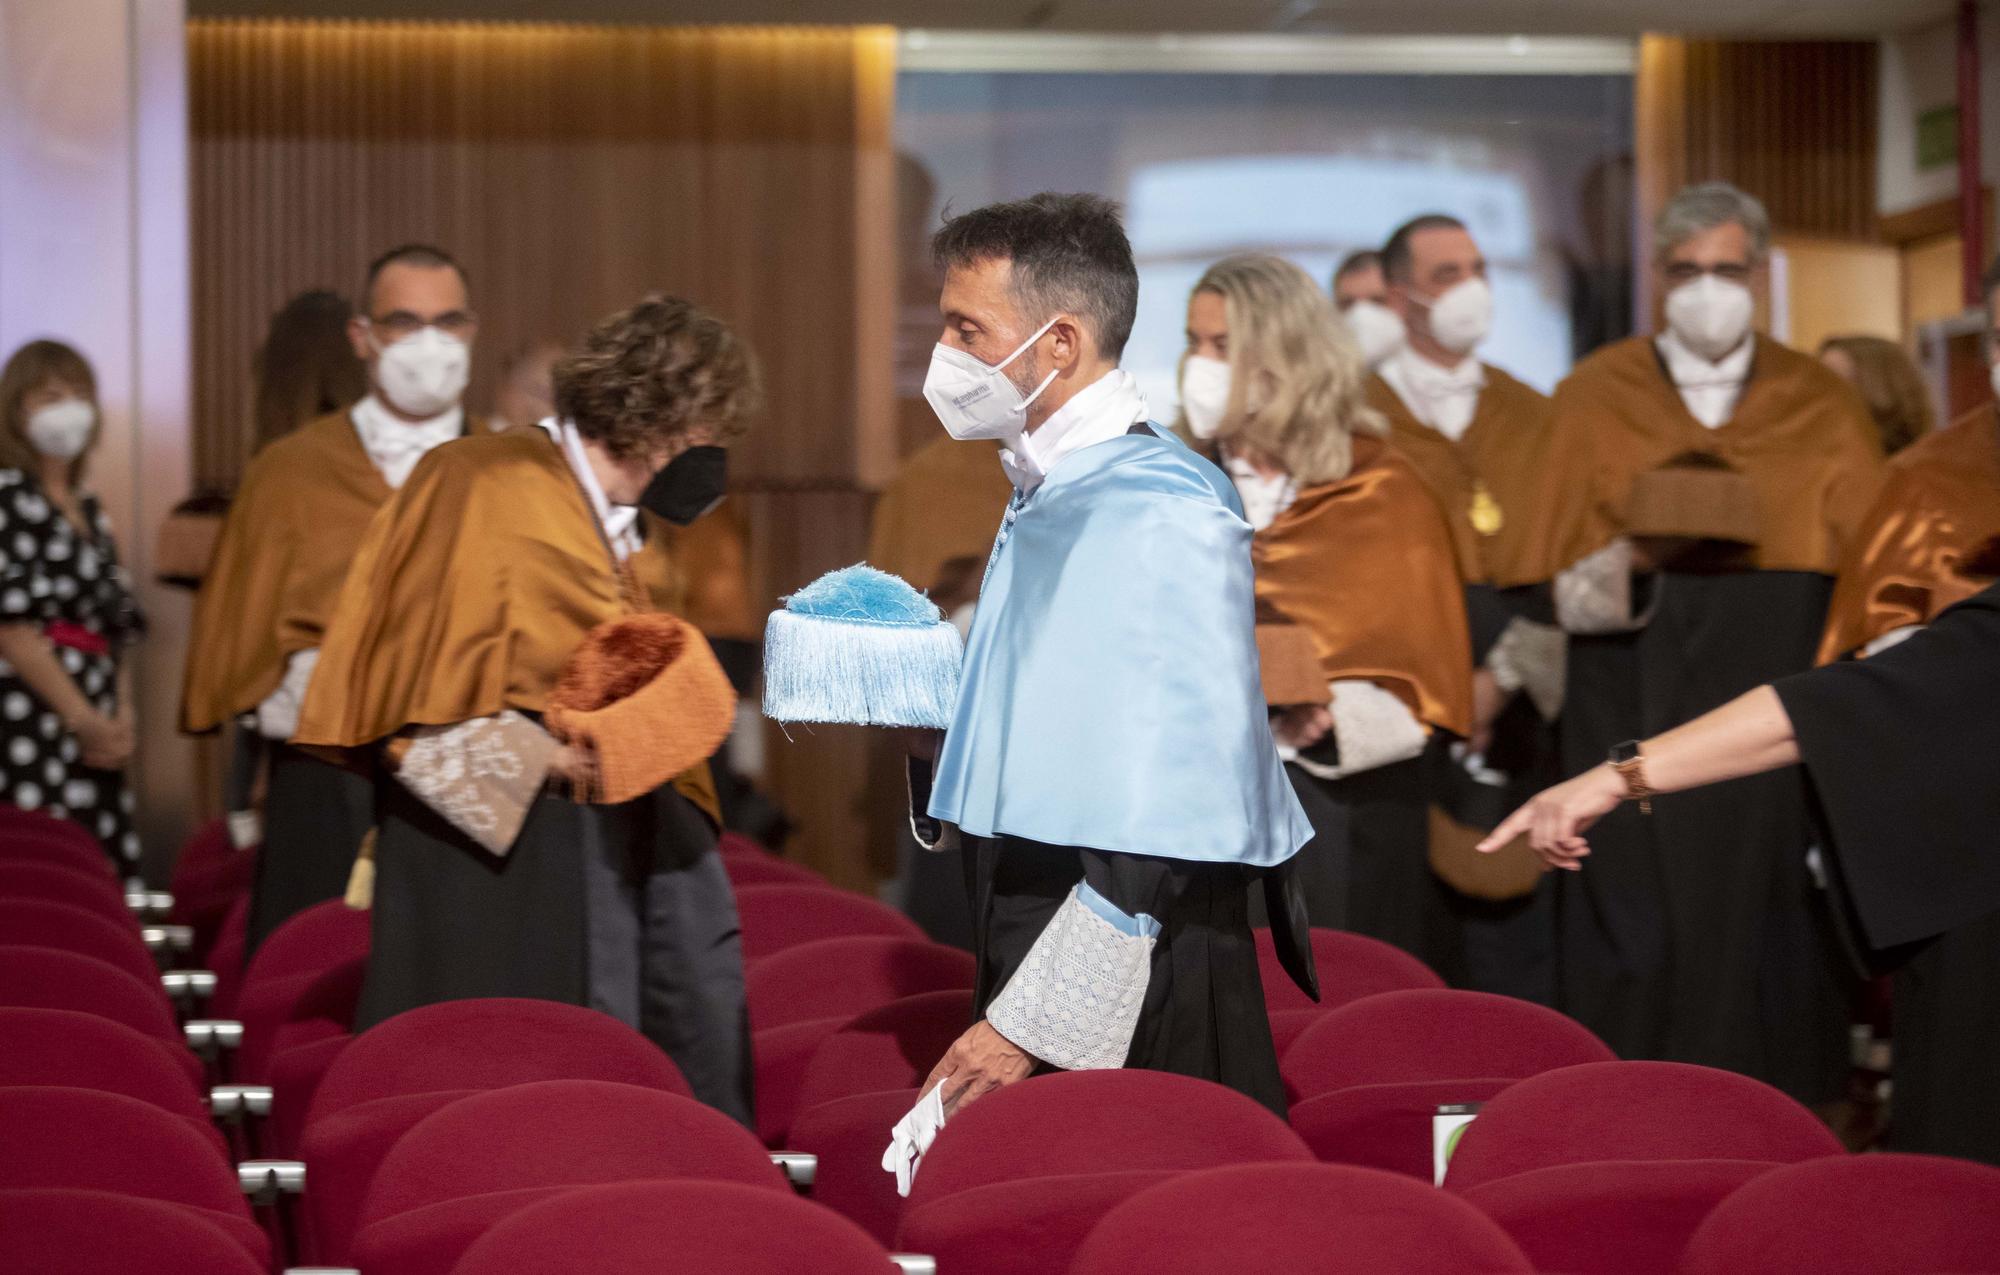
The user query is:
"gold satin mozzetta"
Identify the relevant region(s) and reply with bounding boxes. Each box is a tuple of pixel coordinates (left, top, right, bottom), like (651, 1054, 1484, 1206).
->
(664, 505, 758, 643)
(1251, 436, 1474, 738)
(1818, 407, 2000, 662)
(293, 426, 718, 820)
(1501, 335, 1885, 587)
(180, 410, 394, 733)
(865, 435, 1014, 609)
(1366, 365, 1554, 588)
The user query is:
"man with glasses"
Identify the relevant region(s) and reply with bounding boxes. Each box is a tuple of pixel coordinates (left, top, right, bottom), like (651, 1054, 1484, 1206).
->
(1500, 183, 1883, 1104)
(183, 244, 479, 951)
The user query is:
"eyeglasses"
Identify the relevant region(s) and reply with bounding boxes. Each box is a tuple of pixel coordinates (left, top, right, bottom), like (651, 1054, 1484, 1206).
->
(1662, 261, 1753, 285)
(367, 310, 477, 342)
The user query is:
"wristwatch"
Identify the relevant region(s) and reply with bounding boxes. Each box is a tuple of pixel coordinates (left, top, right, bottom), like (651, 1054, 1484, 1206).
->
(1608, 740, 1653, 815)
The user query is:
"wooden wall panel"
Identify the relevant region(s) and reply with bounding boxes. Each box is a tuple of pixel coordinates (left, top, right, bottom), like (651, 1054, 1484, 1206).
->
(1636, 35, 1878, 320)
(188, 20, 898, 881)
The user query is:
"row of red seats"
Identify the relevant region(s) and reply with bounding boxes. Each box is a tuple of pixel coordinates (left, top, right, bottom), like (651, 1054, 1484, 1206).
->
(13, 810, 2000, 1274)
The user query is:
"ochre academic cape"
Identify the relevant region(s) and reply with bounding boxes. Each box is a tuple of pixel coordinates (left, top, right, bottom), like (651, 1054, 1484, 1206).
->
(1816, 407, 2000, 662)
(1251, 434, 1474, 737)
(866, 435, 1014, 605)
(1365, 365, 1553, 587)
(292, 427, 716, 819)
(1502, 335, 1885, 587)
(180, 410, 392, 732)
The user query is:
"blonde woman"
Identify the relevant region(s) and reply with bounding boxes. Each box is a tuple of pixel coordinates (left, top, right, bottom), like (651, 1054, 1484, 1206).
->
(1179, 254, 1473, 966)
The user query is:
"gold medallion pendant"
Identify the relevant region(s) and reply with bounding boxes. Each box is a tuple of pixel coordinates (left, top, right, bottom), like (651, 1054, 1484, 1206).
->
(1470, 482, 1504, 537)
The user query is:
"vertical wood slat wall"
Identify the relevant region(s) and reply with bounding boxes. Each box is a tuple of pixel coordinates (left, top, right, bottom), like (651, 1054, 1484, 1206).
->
(1635, 35, 1878, 318)
(189, 20, 898, 885)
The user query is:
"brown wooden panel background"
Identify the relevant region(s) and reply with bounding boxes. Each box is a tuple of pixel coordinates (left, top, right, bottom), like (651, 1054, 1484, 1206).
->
(1636, 35, 1879, 319)
(188, 19, 898, 885)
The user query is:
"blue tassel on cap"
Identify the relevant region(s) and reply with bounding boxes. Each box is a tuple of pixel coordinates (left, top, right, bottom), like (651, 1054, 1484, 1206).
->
(763, 564, 964, 728)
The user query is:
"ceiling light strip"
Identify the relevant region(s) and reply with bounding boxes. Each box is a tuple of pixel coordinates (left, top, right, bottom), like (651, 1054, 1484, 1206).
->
(896, 31, 1636, 75)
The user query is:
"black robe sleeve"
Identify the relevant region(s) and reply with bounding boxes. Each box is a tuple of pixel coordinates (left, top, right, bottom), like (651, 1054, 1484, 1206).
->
(1773, 583, 2000, 951)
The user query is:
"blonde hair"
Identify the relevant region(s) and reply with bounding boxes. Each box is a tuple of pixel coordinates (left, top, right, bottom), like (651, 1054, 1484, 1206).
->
(1818, 335, 1932, 456)
(1177, 253, 1383, 486)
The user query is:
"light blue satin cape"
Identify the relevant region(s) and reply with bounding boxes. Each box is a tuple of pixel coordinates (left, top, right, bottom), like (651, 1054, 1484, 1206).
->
(928, 425, 1312, 867)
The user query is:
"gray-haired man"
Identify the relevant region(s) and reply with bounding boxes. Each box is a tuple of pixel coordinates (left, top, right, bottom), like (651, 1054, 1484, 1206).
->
(1500, 181, 1884, 1105)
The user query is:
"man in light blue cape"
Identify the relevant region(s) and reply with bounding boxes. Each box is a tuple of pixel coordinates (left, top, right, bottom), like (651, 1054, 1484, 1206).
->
(908, 193, 1315, 1118)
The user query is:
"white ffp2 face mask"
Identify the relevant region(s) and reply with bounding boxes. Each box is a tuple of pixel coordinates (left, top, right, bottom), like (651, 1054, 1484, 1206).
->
(371, 326, 470, 419)
(25, 398, 96, 461)
(1665, 275, 1755, 362)
(1341, 300, 1406, 368)
(1413, 277, 1493, 355)
(1179, 355, 1232, 440)
(923, 316, 1060, 441)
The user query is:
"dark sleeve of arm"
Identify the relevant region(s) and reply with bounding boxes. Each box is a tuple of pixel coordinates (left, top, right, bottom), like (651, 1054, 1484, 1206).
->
(1772, 586, 2000, 950)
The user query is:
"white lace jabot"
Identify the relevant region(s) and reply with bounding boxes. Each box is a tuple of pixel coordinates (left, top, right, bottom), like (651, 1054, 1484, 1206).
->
(350, 394, 463, 489)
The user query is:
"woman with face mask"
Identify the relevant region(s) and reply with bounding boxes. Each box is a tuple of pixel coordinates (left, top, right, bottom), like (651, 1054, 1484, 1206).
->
(0, 341, 146, 866)
(295, 295, 760, 1126)
(1178, 255, 1473, 970)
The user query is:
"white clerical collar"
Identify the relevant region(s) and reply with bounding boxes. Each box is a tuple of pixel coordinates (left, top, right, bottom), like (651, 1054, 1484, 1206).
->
(1379, 346, 1485, 442)
(535, 417, 641, 560)
(1656, 329, 1753, 389)
(1223, 451, 1297, 532)
(350, 393, 464, 489)
(1655, 330, 1754, 430)
(999, 368, 1148, 492)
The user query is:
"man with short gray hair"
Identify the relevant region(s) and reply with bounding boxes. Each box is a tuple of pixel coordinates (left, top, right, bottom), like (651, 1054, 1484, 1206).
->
(1498, 181, 1883, 1103)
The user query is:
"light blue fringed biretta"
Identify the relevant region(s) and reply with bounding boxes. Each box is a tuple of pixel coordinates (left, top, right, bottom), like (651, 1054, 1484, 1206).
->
(763, 564, 963, 729)
(928, 424, 1313, 867)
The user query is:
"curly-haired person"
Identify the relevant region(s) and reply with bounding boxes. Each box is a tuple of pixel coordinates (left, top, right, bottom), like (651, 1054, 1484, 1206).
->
(296, 294, 762, 1126)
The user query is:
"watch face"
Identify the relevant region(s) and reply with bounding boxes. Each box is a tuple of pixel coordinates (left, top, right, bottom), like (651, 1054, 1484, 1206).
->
(1610, 740, 1642, 764)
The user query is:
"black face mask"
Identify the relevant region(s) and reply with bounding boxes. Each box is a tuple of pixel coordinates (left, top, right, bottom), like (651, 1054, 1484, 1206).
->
(639, 445, 727, 526)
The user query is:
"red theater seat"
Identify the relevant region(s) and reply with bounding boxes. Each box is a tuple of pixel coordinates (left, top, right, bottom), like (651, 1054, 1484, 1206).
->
(790, 1087, 924, 1246)
(451, 1180, 900, 1275)
(0, 1008, 210, 1129)
(722, 854, 829, 889)
(167, 819, 257, 963)
(1460, 1158, 1777, 1275)
(0, 945, 185, 1049)
(1071, 1162, 1536, 1274)
(1680, 1153, 2000, 1275)
(747, 936, 975, 1034)
(0, 862, 132, 922)
(297, 999, 691, 1262)
(1256, 927, 1446, 1017)
(1281, 988, 1616, 1176)
(0, 1188, 266, 1275)
(898, 1070, 1313, 1275)
(352, 1080, 787, 1275)
(0, 900, 161, 987)
(0, 1087, 266, 1264)
(795, 989, 974, 1118)
(735, 883, 924, 963)
(1443, 1061, 1845, 1192)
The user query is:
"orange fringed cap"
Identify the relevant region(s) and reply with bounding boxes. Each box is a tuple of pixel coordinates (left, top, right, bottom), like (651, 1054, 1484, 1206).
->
(544, 613, 737, 806)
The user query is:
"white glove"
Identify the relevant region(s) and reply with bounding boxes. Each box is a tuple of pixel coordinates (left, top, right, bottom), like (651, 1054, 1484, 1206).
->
(881, 1082, 948, 1198)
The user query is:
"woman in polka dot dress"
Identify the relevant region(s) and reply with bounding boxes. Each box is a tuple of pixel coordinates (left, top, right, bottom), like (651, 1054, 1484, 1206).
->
(0, 342, 146, 867)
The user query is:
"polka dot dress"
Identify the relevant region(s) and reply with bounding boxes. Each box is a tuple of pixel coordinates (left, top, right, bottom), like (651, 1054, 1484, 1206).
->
(0, 470, 146, 866)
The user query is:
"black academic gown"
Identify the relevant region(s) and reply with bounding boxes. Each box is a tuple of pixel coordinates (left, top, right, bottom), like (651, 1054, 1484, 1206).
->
(961, 833, 1288, 1116)
(247, 744, 376, 953)
(1775, 584, 2000, 1164)
(360, 776, 753, 1128)
(1559, 569, 1853, 1105)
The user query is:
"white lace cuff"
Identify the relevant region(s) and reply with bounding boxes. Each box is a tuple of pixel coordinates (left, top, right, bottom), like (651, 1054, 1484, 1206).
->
(253, 648, 319, 741)
(985, 883, 1158, 1071)
(394, 711, 561, 857)
(1555, 538, 1661, 635)
(1286, 680, 1428, 781)
(1486, 616, 1567, 721)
